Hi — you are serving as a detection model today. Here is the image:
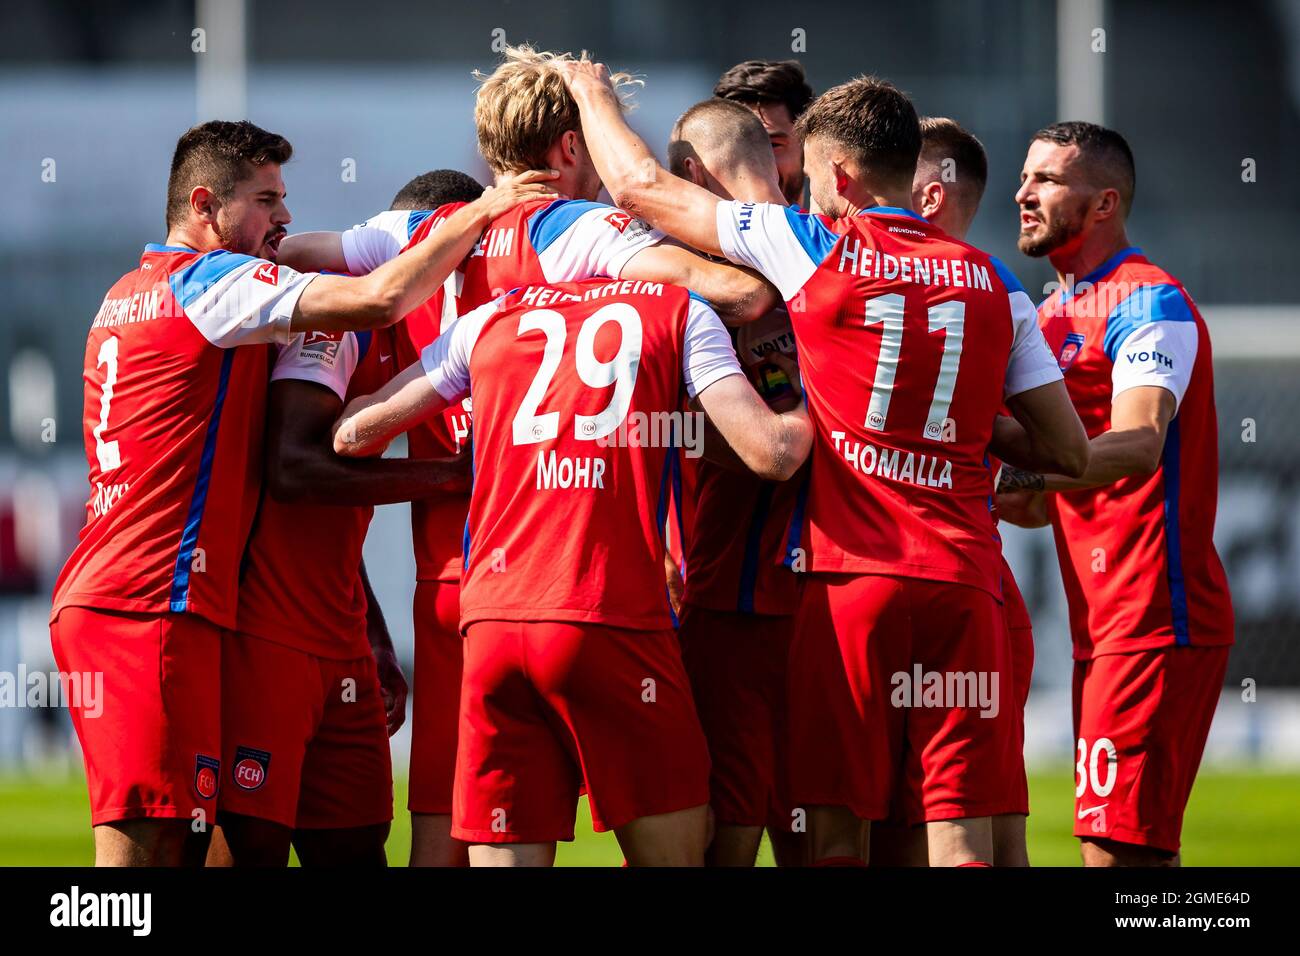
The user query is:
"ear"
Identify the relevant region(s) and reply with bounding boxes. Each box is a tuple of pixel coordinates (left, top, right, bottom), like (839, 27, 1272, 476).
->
(1092, 187, 1122, 222)
(189, 185, 218, 224)
(833, 160, 850, 196)
(560, 129, 583, 166)
(681, 155, 708, 188)
(919, 181, 945, 220)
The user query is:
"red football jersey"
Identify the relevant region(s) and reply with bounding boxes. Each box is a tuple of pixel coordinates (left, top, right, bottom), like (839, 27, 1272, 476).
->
(51, 244, 315, 628)
(418, 279, 742, 631)
(716, 203, 1062, 597)
(1038, 247, 1233, 657)
(235, 326, 399, 658)
(683, 307, 806, 615)
(343, 199, 664, 583)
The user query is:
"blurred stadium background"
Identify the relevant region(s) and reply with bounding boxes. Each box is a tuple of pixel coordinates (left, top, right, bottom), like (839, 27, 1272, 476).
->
(1, 0, 1298, 864)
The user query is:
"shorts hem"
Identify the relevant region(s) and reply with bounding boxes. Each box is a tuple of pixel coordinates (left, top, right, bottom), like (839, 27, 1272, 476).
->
(216, 806, 297, 830)
(450, 825, 576, 844)
(408, 802, 453, 816)
(914, 800, 1025, 825)
(294, 813, 394, 831)
(90, 805, 202, 827)
(790, 794, 890, 823)
(1074, 822, 1179, 854)
(590, 791, 710, 834)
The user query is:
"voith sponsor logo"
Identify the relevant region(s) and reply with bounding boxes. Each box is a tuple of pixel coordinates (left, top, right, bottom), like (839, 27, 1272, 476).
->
(1124, 347, 1174, 370)
(737, 202, 756, 232)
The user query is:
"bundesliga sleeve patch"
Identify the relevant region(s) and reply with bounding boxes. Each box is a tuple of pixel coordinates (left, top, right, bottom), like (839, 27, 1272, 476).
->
(300, 330, 344, 365)
(605, 210, 652, 241)
(233, 746, 271, 791)
(252, 261, 280, 285)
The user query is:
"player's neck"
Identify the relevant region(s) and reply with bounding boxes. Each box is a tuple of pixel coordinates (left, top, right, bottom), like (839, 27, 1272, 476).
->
(843, 187, 915, 218)
(1050, 229, 1132, 289)
(164, 223, 218, 254)
(717, 171, 784, 205)
(495, 170, 586, 205)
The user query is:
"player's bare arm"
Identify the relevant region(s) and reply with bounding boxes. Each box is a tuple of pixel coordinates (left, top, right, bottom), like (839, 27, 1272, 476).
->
(693, 373, 812, 481)
(266, 378, 466, 506)
(560, 60, 728, 257)
(622, 244, 777, 324)
(989, 379, 1090, 479)
(995, 384, 1173, 493)
(333, 359, 450, 458)
(277, 230, 350, 273)
(289, 170, 557, 332)
(360, 560, 408, 736)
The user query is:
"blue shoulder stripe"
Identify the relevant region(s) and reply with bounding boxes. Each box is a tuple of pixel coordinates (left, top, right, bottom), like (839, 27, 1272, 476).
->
(168, 250, 256, 309)
(355, 330, 372, 362)
(782, 206, 839, 266)
(406, 209, 434, 239)
(527, 199, 606, 254)
(1103, 282, 1195, 361)
(989, 256, 1027, 296)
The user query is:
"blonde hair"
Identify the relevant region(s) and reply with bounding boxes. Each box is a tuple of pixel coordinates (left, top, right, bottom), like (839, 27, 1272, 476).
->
(474, 44, 640, 175)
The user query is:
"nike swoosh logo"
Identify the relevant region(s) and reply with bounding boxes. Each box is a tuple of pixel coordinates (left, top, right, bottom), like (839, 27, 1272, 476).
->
(1077, 804, 1108, 819)
(379, 354, 391, 362)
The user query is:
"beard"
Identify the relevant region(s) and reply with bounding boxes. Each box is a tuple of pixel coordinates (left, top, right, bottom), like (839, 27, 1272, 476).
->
(1017, 209, 1085, 258)
(214, 211, 283, 258)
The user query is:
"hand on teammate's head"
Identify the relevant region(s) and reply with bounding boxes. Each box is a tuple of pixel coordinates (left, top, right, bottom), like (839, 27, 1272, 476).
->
(555, 57, 613, 94)
(474, 168, 564, 218)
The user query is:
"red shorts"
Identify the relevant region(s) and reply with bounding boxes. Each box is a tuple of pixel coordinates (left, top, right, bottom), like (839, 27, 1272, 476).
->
(884, 569, 1033, 825)
(219, 631, 392, 830)
(678, 605, 794, 830)
(409, 579, 463, 815)
(453, 620, 710, 844)
(1004, 568, 1034, 817)
(1072, 645, 1228, 853)
(789, 573, 1016, 824)
(50, 607, 221, 827)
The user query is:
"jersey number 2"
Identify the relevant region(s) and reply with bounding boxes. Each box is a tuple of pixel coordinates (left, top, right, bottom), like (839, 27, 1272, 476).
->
(512, 303, 643, 445)
(93, 336, 122, 472)
(862, 293, 965, 441)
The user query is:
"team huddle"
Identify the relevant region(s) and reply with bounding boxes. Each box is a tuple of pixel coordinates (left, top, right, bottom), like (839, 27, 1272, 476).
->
(50, 46, 1234, 868)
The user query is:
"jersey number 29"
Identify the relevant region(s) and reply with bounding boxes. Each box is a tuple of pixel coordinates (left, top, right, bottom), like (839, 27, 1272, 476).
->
(512, 303, 643, 445)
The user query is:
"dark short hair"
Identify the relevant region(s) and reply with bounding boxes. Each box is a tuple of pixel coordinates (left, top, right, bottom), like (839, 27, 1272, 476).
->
(796, 76, 921, 187)
(390, 169, 485, 210)
(667, 98, 774, 178)
(165, 120, 292, 228)
(714, 59, 814, 121)
(1032, 120, 1136, 213)
(919, 116, 988, 203)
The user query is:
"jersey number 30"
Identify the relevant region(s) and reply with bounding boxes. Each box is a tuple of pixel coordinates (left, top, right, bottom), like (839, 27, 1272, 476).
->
(512, 303, 643, 445)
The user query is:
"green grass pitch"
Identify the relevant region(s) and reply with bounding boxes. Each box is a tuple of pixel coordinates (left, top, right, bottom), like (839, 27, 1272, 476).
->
(2, 769, 1298, 866)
